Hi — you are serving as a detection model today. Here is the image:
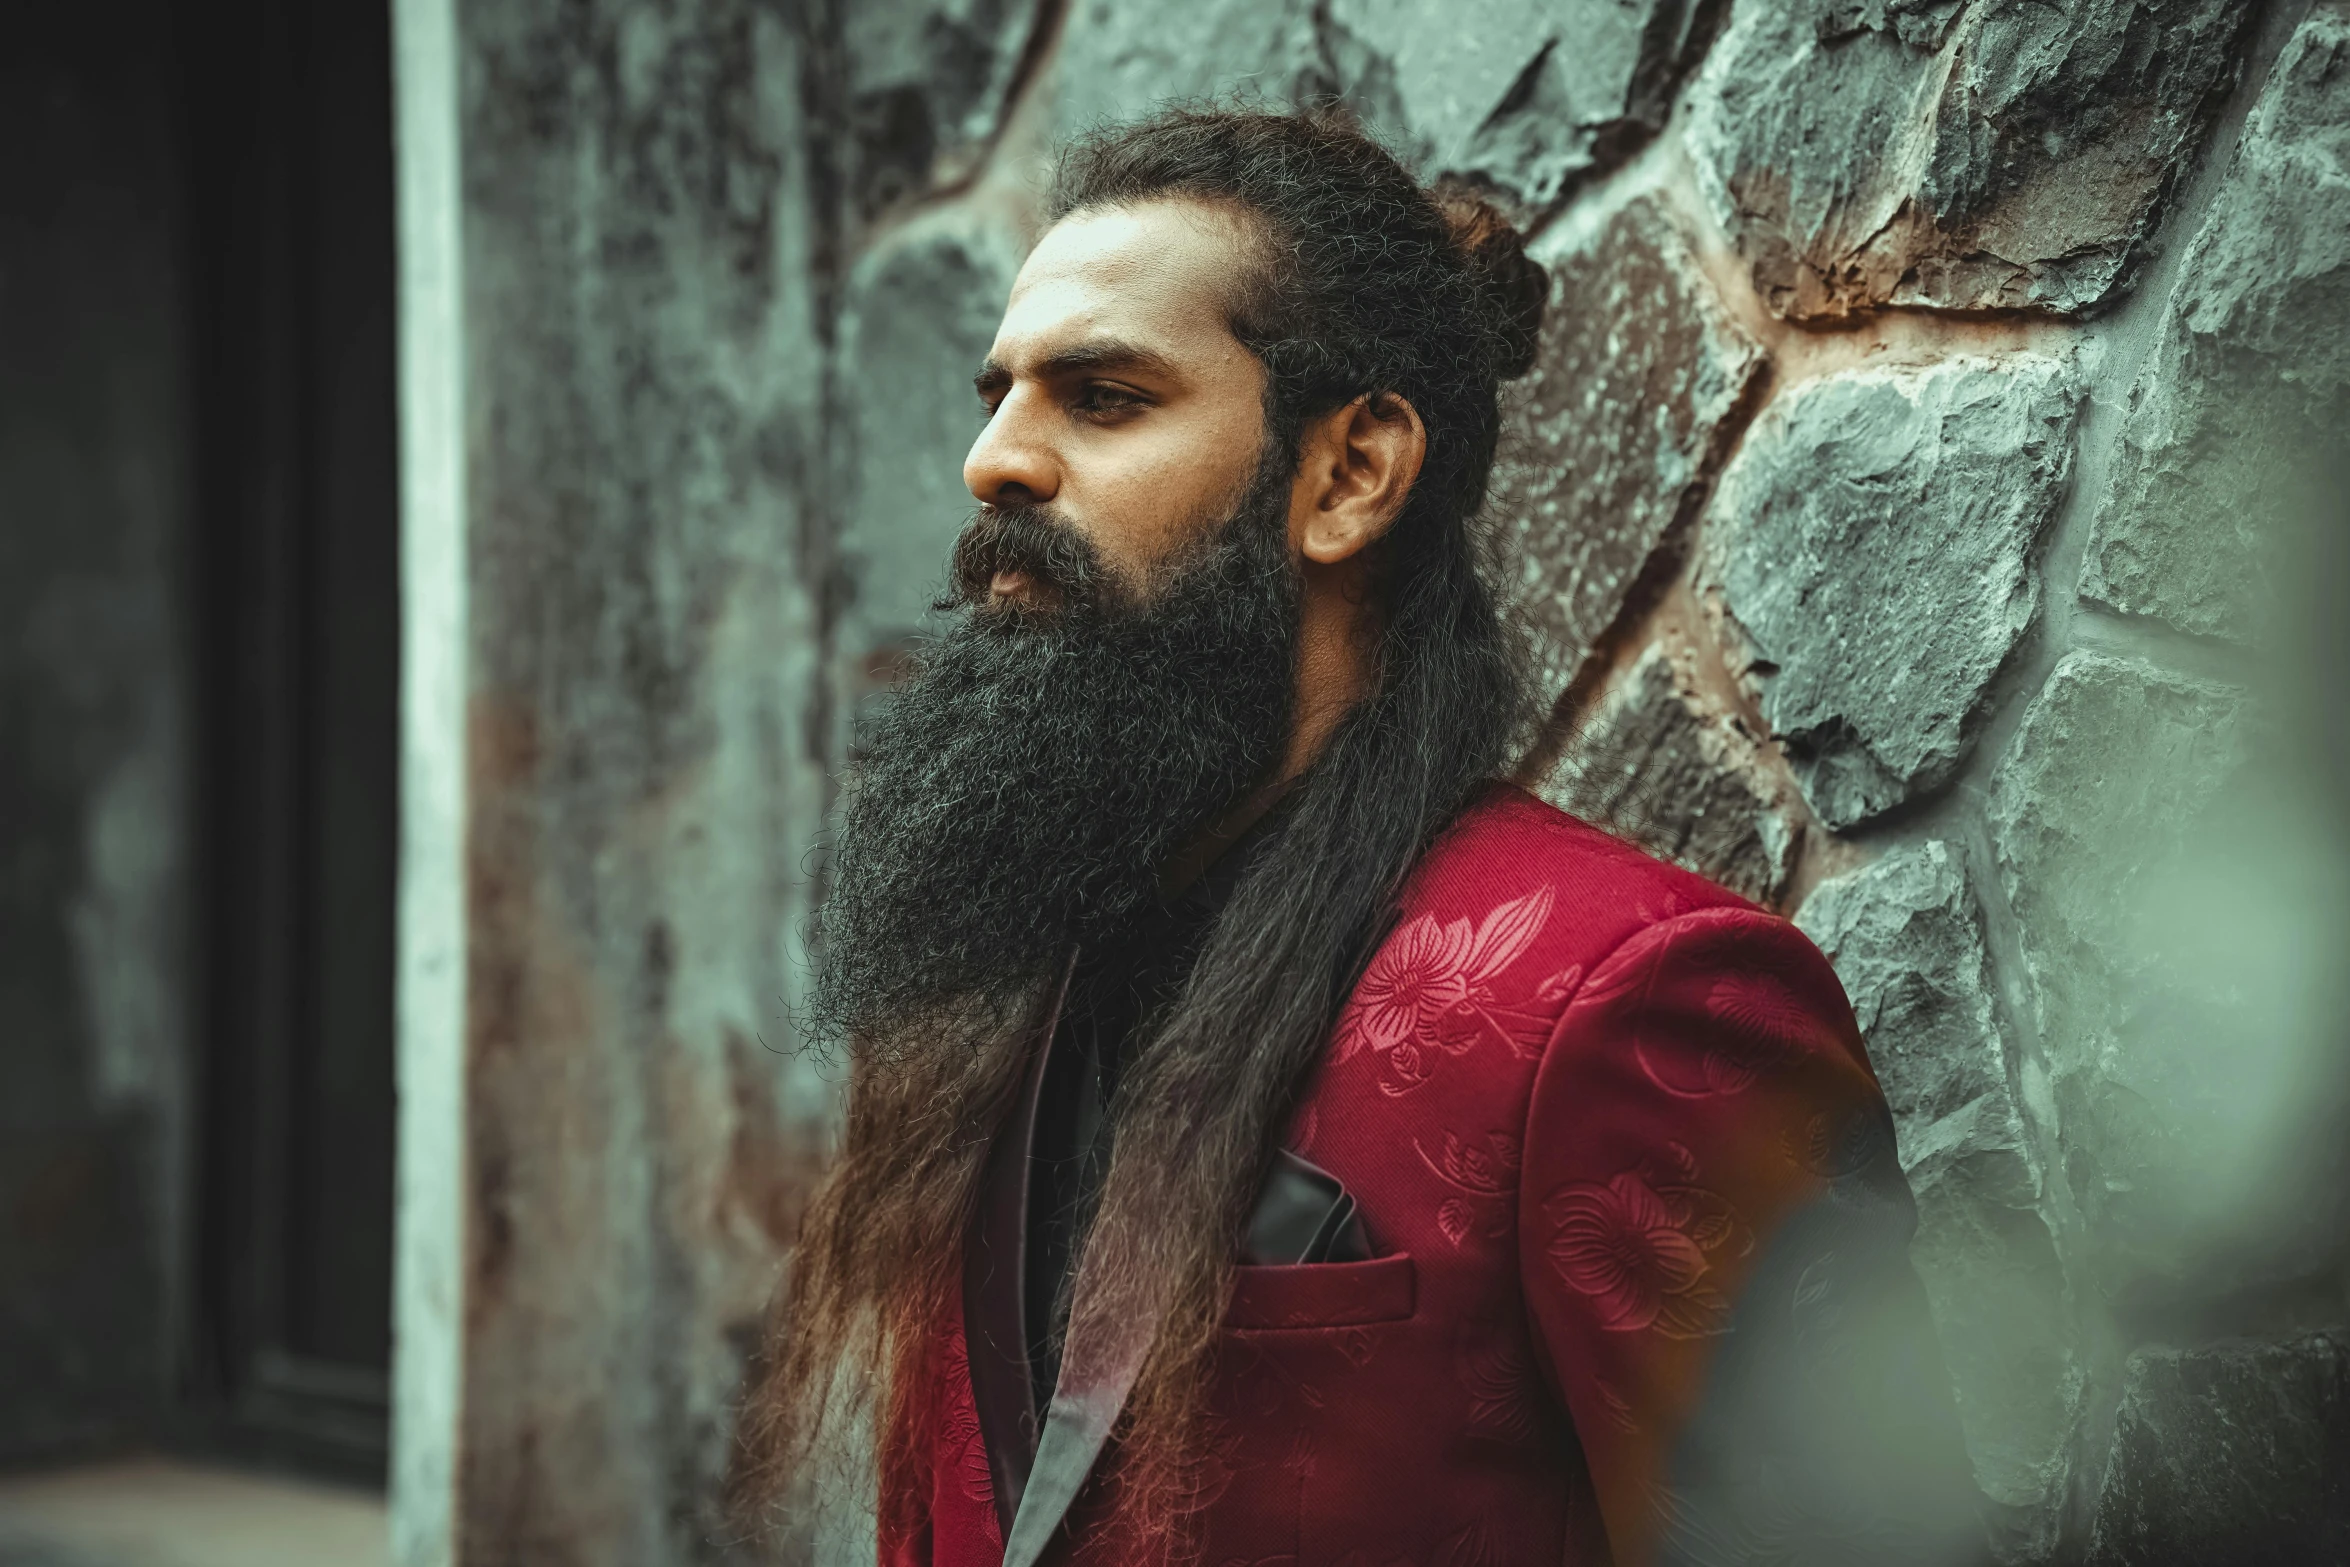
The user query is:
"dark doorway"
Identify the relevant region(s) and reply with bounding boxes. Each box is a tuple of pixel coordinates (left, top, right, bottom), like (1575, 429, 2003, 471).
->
(182, 0, 400, 1480)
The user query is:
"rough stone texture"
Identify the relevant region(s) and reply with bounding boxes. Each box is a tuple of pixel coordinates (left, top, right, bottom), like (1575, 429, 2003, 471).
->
(1322, 0, 1718, 214)
(1988, 652, 2256, 1303)
(836, 215, 1022, 692)
(2087, 1333, 2350, 1565)
(374, 0, 2350, 1558)
(1489, 195, 1767, 690)
(1687, 0, 2257, 320)
(1798, 843, 2079, 1558)
(0, 7, 190, 1463)
(1702, 355, 2083, 830)
(1540, 643, 1798, 905)
(2083, 6, 2350, 644)
(1053, 0, 1327, 135)
(1797, 841, 2006, 1135)
(1059, 0, 1715, 203)
(445, 3, 840, 1561)
(843, 0, 1043, 217)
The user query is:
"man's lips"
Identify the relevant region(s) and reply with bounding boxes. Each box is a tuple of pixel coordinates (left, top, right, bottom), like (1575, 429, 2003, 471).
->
(989, 568, 1038, 605)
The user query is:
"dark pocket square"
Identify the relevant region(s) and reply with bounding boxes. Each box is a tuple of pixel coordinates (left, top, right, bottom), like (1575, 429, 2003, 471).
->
(1244, 1148, 1373, 1265)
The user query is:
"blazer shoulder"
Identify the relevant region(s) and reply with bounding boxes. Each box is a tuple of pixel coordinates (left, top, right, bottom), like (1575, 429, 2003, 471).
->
(1325, 789, 1803, 1112)
(1405, 783, 1761, 934)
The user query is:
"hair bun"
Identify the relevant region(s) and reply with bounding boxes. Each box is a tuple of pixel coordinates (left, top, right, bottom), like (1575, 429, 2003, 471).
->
(1436, 187, 1548, 380)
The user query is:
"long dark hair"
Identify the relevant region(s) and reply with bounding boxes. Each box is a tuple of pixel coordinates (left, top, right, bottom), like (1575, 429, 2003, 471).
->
(732, 106, 1546, 1553)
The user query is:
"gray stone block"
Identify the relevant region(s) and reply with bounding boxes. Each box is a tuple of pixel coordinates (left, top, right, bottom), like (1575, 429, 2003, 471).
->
(2083, 7, 2350, 644)
(1988, 651, 2254, 1299)
(837, 217, 1024, 674)
(1703, 356, 2083, 831)
(1321, 0, 1716, 213)
(1799, 842, 2080, 1557)
(1053, 0, 1327, 135)
(1687, 0, 2255, 320)
(844, 0, 1043, 213)
(1797, 840, 2005, 1134)
(1539, 641, 1798, 904)
(1490, 194, 1768, 691)
(2087, 1333, 2350, 1565)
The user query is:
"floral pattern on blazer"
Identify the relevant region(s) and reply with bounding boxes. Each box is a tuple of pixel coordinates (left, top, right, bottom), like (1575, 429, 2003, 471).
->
(888, 785, 1981, 1567)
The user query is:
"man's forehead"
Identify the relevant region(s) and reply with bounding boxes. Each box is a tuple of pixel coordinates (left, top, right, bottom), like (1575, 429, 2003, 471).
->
(986, 201, 1252, 374)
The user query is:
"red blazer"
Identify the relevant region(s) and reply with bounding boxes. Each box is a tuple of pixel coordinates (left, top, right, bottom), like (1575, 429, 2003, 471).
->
(891, 787, 1978, 1567)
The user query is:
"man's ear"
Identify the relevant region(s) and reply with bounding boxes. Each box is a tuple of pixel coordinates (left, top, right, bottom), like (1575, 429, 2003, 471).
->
(1289, 392, 1428, 566)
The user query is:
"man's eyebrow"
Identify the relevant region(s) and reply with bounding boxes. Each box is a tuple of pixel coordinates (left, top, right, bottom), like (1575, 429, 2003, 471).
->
(973, 338, 1183, 396)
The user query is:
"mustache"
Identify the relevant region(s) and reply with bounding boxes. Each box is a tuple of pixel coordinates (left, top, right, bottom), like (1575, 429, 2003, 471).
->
(940, 505, 1110, 613)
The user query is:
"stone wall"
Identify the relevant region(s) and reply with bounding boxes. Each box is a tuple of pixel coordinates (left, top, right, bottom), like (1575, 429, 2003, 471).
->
(810, 0, 2350, 1561)
(396, 0, 2349, 1560)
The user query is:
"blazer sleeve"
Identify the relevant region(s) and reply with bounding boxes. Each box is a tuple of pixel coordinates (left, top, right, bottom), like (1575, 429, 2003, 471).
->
(1517, 905, 1985, 1567)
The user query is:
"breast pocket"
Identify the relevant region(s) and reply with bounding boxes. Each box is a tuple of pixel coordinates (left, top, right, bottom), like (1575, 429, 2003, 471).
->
(1226, 1251, 1416, 1331)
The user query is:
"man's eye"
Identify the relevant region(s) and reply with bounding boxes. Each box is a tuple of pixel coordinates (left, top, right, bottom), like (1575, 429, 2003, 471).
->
(1071, 383, 1145, 417)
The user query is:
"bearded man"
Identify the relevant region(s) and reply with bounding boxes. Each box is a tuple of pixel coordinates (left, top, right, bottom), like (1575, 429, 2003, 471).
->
(735, 109, 1984, 1567)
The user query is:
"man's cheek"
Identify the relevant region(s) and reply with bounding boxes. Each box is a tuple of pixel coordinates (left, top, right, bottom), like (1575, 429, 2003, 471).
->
(1094, 510, 1193, 586)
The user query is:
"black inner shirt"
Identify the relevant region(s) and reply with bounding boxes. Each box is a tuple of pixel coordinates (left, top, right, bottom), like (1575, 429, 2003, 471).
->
(1020, 806, 1287, 1417)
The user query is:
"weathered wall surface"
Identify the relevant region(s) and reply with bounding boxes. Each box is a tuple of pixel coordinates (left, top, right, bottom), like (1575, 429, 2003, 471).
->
(401, 0, 2350, 1561)
(399, 1, 845, 1560)
(795, 0, 2350, 1561)
(0, 7, 195, 1465)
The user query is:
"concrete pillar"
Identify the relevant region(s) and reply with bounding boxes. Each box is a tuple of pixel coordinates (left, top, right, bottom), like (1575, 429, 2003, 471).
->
(391, 2, 839, 1561)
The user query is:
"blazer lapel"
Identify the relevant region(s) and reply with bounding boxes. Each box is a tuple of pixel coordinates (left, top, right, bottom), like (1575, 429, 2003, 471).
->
(994, 826, 1382, 1563)
(999, 1149, 1359, 1567)
(1003, 1348, 1150, 1567)
(995, 983, 1152, 1567)
(961, 953, 1076, 1541)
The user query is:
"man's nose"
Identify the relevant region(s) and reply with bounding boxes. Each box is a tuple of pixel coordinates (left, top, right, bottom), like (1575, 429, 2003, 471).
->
(963, 391, 1060, 508)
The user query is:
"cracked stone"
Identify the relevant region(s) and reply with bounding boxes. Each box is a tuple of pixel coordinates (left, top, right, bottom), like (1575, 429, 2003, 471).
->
(1321, 0, 1718, 214)
(845, 0, 1044, 215)
(2083, 6, 2350, 644)
(1702, 355, 2083, 831)
(1796, 840, 2005, 1133)
(1539, 641, 1797, 905)
(1053, 0, 1327, 138)
(837, 218, 1022, 675)
(2087, 1333, 2350, 1566)
(1686, 0, 2257, 320)
(1987, 651, 2266, 1301)
(1488, 194, 1768, 692)
(1798, 841, 2080, 1557)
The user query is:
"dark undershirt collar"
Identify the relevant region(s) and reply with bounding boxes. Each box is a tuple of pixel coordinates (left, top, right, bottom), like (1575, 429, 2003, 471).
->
(1021, 796, 1294, 1415)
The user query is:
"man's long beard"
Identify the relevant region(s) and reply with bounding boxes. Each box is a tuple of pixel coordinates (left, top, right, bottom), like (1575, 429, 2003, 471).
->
(808, 460, 1300, 1054)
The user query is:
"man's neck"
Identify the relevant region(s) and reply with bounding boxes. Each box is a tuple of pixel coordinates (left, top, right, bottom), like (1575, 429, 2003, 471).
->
(1287, 553, 1378, 779)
